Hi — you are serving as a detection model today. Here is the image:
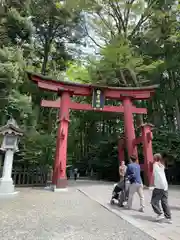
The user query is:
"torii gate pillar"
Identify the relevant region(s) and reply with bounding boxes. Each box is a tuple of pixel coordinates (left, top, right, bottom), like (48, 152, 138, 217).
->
(123, 97, 138, 158)
(52, 91, 70, 191)
(141, 123, 154, 186)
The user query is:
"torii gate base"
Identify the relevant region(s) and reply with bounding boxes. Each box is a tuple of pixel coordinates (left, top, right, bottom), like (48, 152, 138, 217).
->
(28, 72, 158, 190)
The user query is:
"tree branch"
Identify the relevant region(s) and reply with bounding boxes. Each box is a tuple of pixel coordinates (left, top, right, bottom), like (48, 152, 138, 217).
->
(107, 10, 121, 34)
(108, 0, 126, 34)
(119, 69, 128, 85)
(96, 12, 116, 38)
(129, 0, 158, 39)
(124, 0, 136, 34)
(129, 15, 149, 39)
(84, 23, 103, 49)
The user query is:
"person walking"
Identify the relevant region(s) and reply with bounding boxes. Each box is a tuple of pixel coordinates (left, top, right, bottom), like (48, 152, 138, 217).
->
(74, 168, 78, 181)
(126, 155, 145, 212)
(119, 161, 127, 181)
(119, 161, 129, 202)
(151, 153, 172, 223)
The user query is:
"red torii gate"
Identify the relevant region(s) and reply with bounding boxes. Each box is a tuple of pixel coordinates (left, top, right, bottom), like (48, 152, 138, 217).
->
(27, 72, 158, 190)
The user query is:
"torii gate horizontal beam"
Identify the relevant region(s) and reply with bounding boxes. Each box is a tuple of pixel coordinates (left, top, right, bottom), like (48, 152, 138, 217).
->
(41, 99, 147, 114)
(27, 72, 159, 100)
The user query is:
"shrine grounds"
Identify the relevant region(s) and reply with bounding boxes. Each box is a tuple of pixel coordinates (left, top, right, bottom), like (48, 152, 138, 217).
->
(0, 180, 179, 240)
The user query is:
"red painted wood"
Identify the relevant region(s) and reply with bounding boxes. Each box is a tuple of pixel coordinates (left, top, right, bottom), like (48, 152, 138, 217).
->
(105, 90, 151, 100)
(147, 131, 153, 142)
(70, 102, 147, 114)
(37, 79, 91, 96)
(30, 74, 157, 100)
(38, 81, 58, 91)
(123, 97, 138, 158)
(141, 125, 154, 186)
(41, 99, 60, 108)
(52, 92, 70, 188)
(41, 99, 147, 114)
(38, 80, 153, 99)
(133, 136, 142, 146)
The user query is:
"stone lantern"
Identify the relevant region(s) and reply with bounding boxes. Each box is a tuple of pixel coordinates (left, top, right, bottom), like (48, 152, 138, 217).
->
(0, 118, 23, 197)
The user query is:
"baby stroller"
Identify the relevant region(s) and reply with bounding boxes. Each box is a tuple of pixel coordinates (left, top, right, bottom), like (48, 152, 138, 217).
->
(110, 178, 129, 207)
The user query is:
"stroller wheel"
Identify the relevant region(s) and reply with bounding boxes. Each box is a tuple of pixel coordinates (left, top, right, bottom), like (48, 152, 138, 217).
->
(110, 199, 115, 205)
(118, 192, 124, 207)
(118, 202, 124, 207)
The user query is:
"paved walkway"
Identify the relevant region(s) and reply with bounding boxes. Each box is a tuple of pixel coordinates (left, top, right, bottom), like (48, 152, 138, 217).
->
(0, 181, 153, 240)
(78, 181, 180, 240)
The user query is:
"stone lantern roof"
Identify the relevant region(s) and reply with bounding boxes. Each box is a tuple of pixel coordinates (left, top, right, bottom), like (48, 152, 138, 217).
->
(0, 118, 23, 136)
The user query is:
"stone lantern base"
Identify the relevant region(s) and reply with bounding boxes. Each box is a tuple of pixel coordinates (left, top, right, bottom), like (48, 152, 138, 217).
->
(0, 178, 18, 198)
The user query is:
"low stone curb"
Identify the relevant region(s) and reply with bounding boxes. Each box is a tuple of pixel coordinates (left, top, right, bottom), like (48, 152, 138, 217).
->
(78, 188, 170, 240)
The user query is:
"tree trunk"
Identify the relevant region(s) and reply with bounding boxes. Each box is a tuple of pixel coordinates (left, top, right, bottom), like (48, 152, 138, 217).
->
(169, 71, 180, 130)
(175, 100, 180, 131)
(41, 39, 50, 75)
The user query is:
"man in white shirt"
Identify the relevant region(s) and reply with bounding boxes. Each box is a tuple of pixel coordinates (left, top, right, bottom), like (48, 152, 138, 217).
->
(151, 153, 172, 223)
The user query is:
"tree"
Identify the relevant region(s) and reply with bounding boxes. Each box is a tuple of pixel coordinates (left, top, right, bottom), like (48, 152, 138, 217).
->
(0, 0, 33, 47)
(0, 0, 33, 125)
(30, 0, 85, 75)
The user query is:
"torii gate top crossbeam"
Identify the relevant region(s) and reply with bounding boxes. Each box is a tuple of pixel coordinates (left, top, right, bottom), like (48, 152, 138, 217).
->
(27, 72, 158, 100)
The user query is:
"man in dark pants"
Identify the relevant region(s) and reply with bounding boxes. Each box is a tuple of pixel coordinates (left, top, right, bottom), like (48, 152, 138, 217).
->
(151, 153, 172, 223)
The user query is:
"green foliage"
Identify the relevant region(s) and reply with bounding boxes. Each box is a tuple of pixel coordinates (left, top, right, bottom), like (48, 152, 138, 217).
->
(153, 129, 180, 163)
(85, 139, 119, 181)
(5, 7, 33, 44)
(0, 46, 33, 125)
(19, 131, 56, 165)
(90, 38, 163, 86)
(66, 61, 92, 83)
(0, 47, 25, 83)
(0, 0, 33, 46)
(7, 89, 32, 117)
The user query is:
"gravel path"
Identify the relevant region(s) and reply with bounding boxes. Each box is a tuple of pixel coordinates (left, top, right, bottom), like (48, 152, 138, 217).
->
(0, 187, 153, 240)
